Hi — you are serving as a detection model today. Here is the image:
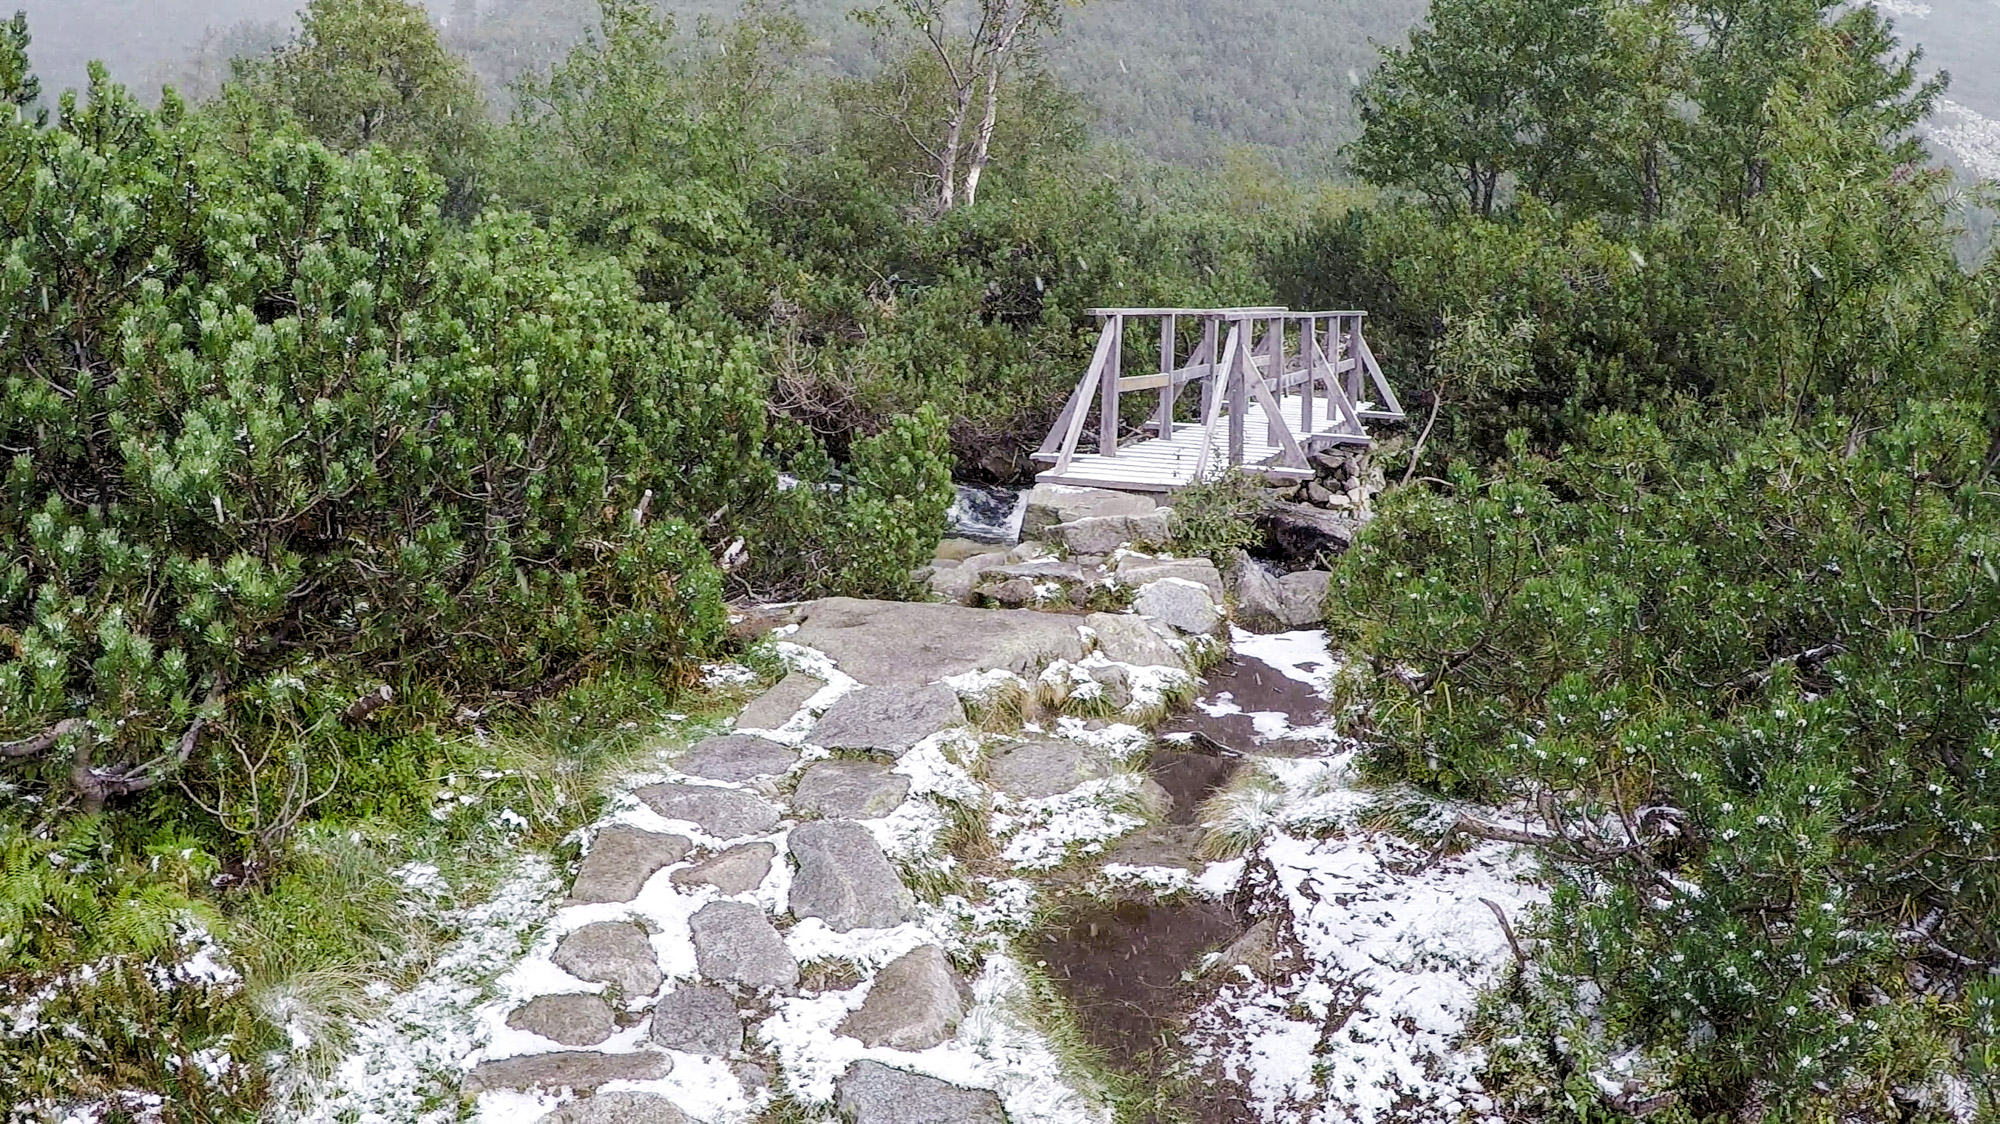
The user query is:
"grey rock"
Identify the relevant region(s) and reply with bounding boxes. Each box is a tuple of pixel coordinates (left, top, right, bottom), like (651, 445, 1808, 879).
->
(962, 551, 1013, 574)
(568, 828, 692, 905)
(1048, 510, 1171, 555)
(734, 672, 825, 732)
(1215, 917, 1281, 980)
(790, 598, 1087, 687)
(689, 900, 799, 992)
(464, 1050, 671, 1095)
(986, 741, 1110, 799)
(835, 1061, 1005, 1124)
(506, 993, 617, 1047)
(809, 685, 965, 757)
(1306, 481, 1336, 506)
(839, 945, 964, 1050)
(535, 1091, 689, 1124)
(1084, 613, 1187, 670)
(793, 760, 911, 819)
(636, 783, 781, 839)
(934, 538, 999, 563)
(1005, 540, 1056, 563)
(678, 734, 799, 783)
(980, 576, 1038, 607)
(1086, 662, 1133, 710)
(928, 563, 984, 606)
(1229, 555, 1330, 633)
(1023, 484, 1157, 538)
(1257, 499, 1359, 560)
(731, 1061, 772, 1093)
(649, 985, 744, 1055)
(787, 820, 915, 931)
(671, 843, 776, 895)
(553, 922, 663, 999)
(1275, 571, 1332, 626)
(1115, 555, 1225, 599)
(1132, 578, 1222, 635)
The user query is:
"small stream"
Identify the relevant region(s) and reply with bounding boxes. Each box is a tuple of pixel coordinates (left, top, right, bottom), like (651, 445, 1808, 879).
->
(946, 483, 1029, 545)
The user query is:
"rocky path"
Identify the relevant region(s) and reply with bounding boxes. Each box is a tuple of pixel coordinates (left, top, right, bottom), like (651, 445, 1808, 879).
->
(432, 482, 1540, 1124)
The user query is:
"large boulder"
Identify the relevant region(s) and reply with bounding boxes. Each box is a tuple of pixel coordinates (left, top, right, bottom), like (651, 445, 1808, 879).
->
(506, 993, 617, 1047)
(808, 685, 965, 756)
(1046, 510, 1172, 556)
(649, 985, 744, 1056)
(792, 761, 911, 819)
(1084, 613, 1186, 670)
(789, 598, 1086, 687)
(1132, 578, 1222, 635)
(677, 734, 799, 784)
(1023, 484, 1156, 539)
(567, 828, 691, 905)
(689, 901, 798, 992)
(1228, 555, 1333, 633)
(838, 945, 964, 1050)
(553, 922, 663, 1000)
(787, 820, 915, 931)
(464, 1050, 671, 1095)
(671, 843, 776, 895)
(635, 784, 781, 839)
(834, 1061, 1005, 1124)
(535, 1092, 689, 1124)
(1257, 499, 1360, 560)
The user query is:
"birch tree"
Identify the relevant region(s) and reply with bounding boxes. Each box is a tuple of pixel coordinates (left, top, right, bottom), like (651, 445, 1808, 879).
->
(853, 0, 1069, 215)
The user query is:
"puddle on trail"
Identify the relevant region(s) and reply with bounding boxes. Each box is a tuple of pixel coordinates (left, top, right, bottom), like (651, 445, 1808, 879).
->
(1160, 649, 1331, 757)
(1032, 897, 1241, 1073)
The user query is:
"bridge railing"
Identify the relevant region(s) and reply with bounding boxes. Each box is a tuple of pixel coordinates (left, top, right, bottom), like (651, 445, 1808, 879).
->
(1031, 307, 1403, 481)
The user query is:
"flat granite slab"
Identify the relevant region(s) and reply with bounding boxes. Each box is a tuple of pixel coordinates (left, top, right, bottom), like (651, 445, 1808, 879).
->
(788, 597, 1086, 687)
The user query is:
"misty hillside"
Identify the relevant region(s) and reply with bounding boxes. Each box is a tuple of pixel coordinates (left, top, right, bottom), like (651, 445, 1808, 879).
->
(15, 0, 1998, 173)
(23, 0, 1992, 175)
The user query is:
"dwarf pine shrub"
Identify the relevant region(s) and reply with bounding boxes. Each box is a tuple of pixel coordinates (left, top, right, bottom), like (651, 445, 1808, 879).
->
(1330, 410, 2000, 1116)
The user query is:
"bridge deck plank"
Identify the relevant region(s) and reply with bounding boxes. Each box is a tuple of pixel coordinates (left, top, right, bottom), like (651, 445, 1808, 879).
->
(1035, 390, 1365, 491)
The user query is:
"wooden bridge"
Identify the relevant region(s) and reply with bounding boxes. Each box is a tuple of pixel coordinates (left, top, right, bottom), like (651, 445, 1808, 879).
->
(1032, 307, 1404, 492)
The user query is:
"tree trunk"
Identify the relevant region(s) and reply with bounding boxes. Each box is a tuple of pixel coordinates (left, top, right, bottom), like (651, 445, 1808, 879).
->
(961, 0, 1030, 209)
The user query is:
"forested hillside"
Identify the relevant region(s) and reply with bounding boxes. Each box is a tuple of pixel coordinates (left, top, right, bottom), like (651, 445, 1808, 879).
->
(22, 0, 1998, 174)
(1, 0, 1997, 1120)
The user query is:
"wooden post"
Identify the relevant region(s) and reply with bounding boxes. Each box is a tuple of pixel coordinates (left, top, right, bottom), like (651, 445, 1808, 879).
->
(1300, 315, 1315, 435)
(1200, 315, 1220, 423)
(1228, 317, 1249, 467)
(1344, 314, 1362, 407)
(1053, 321, 1119, 474)
(1266, 315, 1286, 446)
(1100, 313, 1123, 455)
(1192, 321, 1239, 482)
(1157, 313, 1177, 439)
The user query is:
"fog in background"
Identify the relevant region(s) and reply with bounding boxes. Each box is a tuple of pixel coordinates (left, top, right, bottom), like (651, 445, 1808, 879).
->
(11, 0, 1999, 176)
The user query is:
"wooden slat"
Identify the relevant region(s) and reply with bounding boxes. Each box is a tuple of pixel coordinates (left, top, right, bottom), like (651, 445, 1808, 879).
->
(1054, 322, 1118, 474)
(1192, 323, 1240, 482)
(1357, 330, 1406, 417)
(1157, 313, 1177, 439)
(1099, 313, 1123, 455)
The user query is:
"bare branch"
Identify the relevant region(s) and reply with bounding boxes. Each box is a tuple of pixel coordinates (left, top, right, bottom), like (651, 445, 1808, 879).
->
(1, 717, 85, 759)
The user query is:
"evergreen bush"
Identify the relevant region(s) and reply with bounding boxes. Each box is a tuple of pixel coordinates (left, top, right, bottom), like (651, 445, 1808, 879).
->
(1329, 410, 2000, 1114)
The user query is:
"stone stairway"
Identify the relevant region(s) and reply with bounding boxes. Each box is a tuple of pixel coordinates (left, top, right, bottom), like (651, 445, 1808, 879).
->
(460, 589, 1225, 1123)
